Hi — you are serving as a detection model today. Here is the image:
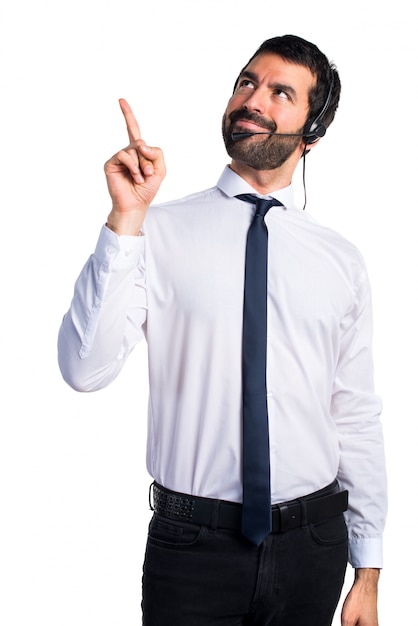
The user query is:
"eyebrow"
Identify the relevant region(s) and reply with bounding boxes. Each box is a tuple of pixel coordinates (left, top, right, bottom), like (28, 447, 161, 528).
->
(239, 70, 298, 100)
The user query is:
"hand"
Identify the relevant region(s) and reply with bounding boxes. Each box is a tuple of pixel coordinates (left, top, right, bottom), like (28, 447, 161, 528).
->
(104, 99, 166, 235)
(341, 568, 380, 626)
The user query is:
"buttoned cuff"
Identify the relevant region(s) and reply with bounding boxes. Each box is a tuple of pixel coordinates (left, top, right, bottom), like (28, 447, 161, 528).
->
(94, 224, 144, 270)
(348, 536, 383, 569)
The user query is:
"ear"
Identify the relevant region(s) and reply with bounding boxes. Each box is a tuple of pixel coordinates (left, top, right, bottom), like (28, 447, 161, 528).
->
(299, 136, 322, 158)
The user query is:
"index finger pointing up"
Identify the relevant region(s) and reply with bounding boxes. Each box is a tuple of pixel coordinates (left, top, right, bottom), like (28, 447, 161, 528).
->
(119, 98, 142, 143)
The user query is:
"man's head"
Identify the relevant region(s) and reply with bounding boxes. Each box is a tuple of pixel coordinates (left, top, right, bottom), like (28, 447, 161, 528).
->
(222, 35, 341, 172)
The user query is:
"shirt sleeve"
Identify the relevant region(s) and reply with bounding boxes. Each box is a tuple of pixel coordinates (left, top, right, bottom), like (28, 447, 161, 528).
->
(57, 225, 147, 391)
(332, 262, 387, 568)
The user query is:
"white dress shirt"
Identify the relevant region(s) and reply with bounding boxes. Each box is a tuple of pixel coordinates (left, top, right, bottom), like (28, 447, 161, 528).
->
(58, 165, 387, 568)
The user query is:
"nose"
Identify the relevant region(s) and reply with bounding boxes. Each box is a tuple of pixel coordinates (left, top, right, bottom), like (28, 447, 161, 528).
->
(243, 87, 266, 114)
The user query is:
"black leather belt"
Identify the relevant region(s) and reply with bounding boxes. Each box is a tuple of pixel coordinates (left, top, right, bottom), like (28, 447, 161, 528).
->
(150, 481, 348, 534)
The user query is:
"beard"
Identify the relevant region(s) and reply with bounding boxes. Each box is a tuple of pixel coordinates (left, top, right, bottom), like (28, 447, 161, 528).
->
(222, 110, 304, 170)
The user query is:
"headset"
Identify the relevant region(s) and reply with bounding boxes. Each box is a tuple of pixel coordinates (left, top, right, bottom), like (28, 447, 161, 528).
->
(302, 70, 335, 145)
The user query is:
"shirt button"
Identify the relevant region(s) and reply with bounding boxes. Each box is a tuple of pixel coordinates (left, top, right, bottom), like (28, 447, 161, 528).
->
(106, 246, 116, 255)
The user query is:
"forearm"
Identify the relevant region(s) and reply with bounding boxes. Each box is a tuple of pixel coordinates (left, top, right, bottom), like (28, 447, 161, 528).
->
(355, 567, 380, 586)
(341, 568, 380, 626)
(58, 227, 146, 391)
(106, 210, 145, 236)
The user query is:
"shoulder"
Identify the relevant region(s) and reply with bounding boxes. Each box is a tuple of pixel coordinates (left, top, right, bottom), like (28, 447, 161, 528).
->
(150, 186, 221, 213)
(301, 210, 365, 263)
(142, 186, 236, 233)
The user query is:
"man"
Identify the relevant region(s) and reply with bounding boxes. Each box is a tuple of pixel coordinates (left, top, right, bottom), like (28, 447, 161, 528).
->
(58, 35, 387, 625)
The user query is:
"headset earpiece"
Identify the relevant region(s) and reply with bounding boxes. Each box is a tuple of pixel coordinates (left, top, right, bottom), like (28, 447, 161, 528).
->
(303, 122, 327, 145)
(302, 72, 334, 145)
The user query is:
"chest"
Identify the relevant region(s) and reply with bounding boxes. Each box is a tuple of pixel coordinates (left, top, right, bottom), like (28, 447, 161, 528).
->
(144, 210, 357, 332)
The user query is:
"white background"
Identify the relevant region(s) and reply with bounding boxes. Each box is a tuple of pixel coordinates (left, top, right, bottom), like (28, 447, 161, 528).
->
(0, 0, 416, 624)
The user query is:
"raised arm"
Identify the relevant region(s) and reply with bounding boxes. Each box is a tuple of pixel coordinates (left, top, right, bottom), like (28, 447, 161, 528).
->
(58, 100, 164, 391)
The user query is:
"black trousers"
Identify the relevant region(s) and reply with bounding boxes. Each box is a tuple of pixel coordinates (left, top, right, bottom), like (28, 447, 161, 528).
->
(142, 508, 348, 625)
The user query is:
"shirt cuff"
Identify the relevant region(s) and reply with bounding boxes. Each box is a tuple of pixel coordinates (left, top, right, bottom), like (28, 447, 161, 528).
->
(94, 224, 144, 270)
(348, 536, 383, 569)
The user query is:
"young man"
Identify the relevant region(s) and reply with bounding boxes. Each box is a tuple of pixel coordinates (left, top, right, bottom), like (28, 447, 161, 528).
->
(58, 35, 387, 625)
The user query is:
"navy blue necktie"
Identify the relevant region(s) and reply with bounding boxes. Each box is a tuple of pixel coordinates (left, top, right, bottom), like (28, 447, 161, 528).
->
(236, 193, 283, 546)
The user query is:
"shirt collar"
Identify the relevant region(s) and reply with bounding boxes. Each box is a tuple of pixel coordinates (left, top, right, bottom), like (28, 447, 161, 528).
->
(216, 165, 298, 210)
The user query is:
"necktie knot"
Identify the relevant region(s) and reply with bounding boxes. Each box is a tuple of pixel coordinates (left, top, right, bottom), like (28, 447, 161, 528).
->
(236, 193, 283, 219)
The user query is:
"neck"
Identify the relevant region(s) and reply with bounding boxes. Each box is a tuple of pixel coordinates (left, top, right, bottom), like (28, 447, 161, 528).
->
(229, 150, 301, 195)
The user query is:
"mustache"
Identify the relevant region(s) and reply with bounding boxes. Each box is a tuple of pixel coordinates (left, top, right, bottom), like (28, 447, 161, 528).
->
(228, 110, 277, 133)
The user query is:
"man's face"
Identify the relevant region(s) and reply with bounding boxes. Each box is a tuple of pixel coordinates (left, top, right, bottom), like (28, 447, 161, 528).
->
(222, 53, 316, 170)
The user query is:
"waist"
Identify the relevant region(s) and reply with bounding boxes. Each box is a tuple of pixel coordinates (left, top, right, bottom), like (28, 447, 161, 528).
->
(150, 481, 348, 534)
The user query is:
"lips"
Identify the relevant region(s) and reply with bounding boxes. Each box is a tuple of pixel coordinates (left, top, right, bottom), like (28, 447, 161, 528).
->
(234, 119, 269, 133)
(229, 110, 275, 135)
